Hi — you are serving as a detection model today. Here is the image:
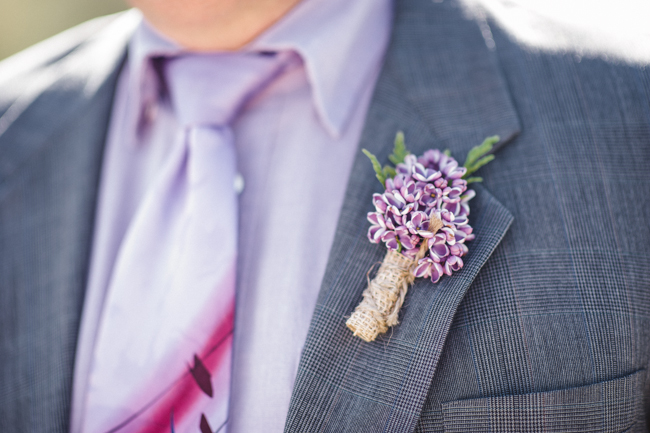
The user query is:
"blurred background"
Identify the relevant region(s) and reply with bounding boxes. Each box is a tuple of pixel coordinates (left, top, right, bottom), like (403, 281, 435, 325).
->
(0, 0, 127, 60)
(1, 0, 649, 63)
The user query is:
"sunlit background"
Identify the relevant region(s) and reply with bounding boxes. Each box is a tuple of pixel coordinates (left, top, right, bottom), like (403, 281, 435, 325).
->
(0, 0, 127, 60)
(1, 0, 649, 63)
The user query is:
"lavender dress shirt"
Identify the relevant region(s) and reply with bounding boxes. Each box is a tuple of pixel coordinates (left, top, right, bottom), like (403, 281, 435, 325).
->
(70, 0, 392, 431)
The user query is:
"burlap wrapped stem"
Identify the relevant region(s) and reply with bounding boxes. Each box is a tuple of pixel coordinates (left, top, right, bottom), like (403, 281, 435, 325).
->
(346, 214, 444, 342)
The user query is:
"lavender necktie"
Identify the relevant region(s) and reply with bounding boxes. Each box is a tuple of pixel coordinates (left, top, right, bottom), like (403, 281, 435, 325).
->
(81, 52, 285, 433)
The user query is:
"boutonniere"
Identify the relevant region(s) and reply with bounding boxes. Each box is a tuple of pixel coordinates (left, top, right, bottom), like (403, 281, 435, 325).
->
(346, 132, 499, 342)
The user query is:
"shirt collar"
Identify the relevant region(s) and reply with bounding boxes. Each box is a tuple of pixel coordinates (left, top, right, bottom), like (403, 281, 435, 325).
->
(128, 0, 392, 138)
(247, 0, 392, 137)
(125, 18, 182, 137)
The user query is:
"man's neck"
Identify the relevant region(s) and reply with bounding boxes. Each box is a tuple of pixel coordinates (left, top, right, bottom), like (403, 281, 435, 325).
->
(128, 0, 303, 51)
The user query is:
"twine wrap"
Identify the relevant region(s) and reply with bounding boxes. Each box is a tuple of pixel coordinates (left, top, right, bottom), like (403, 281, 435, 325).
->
(346, 214, 444, 342)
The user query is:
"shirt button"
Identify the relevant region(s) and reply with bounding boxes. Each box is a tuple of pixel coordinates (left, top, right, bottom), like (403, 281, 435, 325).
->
(234, 173, 245, 194)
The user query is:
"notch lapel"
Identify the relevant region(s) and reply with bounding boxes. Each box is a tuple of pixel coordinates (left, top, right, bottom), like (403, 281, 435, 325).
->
(0, 12, 138, 431)
(285, 0, 519, 432)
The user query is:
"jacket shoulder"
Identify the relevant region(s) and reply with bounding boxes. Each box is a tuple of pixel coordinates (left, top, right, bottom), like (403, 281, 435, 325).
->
(462, 0, 650, 65)
(0, 12, 132, 116)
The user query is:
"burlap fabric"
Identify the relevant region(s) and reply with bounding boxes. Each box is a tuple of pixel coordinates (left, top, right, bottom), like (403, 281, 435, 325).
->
(347, 214, 444, 342)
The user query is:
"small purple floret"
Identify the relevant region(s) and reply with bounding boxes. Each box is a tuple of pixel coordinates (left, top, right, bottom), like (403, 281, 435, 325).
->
(367, 150, 475, 283)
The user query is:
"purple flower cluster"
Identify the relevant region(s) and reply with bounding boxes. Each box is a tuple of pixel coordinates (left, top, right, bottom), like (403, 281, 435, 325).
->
(367, 150, 476, 283)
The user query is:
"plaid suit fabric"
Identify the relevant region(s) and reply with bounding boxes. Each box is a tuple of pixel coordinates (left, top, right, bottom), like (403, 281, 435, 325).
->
(1, 1, 650, 432)
(286, 0, 650, 432)
(411, 13, 650, 432)
(441, 371, 645, 433)
(284, 182, 513, 433)
(0, 14, 136, 432)
(285, 1, 523, 429)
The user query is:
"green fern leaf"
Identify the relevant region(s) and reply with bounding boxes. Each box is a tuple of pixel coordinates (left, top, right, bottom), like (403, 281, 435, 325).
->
(362, 148, 386, 185)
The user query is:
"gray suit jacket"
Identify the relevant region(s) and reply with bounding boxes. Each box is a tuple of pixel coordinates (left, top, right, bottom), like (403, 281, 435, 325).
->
(1, 1, 648, 432)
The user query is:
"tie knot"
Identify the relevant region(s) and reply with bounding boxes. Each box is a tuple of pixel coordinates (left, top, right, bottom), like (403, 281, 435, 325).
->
(164, 51, 288, 127)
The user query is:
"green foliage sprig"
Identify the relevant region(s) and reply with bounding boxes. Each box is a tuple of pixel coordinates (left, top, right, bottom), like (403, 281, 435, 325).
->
(363, 132, 499, 187)
(388, 131, 409, 165)
(362, 132, 408, 185)
(462, 135, 499, 183)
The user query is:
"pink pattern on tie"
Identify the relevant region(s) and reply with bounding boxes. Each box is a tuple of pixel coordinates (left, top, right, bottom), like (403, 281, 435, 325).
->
(104, 265, 236, 433)
(143, 304, 234, 433)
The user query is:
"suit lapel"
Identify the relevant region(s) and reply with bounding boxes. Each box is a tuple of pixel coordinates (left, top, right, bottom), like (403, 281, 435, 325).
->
(285, 0, 519, 432)
(0, 12, 138, 431)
